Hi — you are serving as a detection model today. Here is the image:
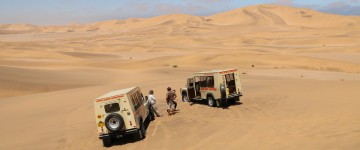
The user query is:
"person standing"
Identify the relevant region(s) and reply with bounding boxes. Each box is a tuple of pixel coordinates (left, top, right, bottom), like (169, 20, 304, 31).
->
(166, 87, 175, 116)
(149, 90, 162, 117)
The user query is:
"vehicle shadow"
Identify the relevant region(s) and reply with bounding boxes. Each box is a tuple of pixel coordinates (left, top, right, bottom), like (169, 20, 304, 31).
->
(227, 101, 243, 108)
(189, 100, 207, 106)
(110, 134, 138, 146)
(189, 100, 243, 109)
(110, 116, 152, 146)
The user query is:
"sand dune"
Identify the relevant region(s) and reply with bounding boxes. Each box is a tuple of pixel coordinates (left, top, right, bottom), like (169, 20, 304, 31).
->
(2, 5, 359, 34)
(0, 4, 360, 150)
(209, 4, 360, 27)
(0, 66, 123, 98)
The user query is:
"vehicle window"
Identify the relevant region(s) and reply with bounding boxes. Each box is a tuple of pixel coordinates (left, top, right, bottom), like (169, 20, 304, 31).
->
(195, 76, 200, 82)
(138, 92, 142, 103)
(140, 93, 146, 103)
(188, 78, 194, 87)
(206, 76, 214, 87)
(225, 74, 229, 81)
(198, 76, 214, 87)
(131, 91, 144, 111)
(229, 73, 235, 80)
(189, 78, 194, 83)
(226, 74, 234, 80)
(225, 74, 234, 81)
(131, 94, 139, 110)
(137, 92, 144, 103)
(200, 76, 207, 87)
(104, 103, 120, 113)
(189, 82, 193, 87)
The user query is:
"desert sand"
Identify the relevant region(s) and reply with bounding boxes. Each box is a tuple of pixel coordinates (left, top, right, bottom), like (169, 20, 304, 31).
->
(0, 4, 360, 150)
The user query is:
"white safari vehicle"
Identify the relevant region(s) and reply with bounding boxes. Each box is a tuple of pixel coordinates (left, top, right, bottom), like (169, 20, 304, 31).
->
(180, 69, 243, 107)
(94, 87, 154, 147)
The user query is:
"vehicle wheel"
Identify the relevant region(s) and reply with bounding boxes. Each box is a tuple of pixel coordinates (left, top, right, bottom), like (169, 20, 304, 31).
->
(105, 113, 124, 132)
(228, 98, 236, 105)
(102, 136, 112, 147)
(182, 94, 189, 102)
(207, 96, 216, 107)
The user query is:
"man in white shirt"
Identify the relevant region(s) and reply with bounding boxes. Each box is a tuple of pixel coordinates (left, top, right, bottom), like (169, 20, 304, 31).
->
(149, 90, 162, 117)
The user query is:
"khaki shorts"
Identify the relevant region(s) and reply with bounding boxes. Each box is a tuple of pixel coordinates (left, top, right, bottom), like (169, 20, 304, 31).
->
(167, 101, 174, 110)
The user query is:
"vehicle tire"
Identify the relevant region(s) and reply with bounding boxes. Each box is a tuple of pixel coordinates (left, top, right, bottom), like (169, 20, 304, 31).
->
(207, 96, 216, 107)
(102, 136, 112, 147)
(182, 94, 189, 102)
(105, 113, 124, 132)
(228, 98, 236, 105)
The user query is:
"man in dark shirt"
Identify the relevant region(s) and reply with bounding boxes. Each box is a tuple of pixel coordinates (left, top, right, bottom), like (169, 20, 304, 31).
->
(166, 87, 175, 116)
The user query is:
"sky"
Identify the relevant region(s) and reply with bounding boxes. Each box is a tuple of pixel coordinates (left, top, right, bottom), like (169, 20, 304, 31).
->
(1, 0, 360, 25)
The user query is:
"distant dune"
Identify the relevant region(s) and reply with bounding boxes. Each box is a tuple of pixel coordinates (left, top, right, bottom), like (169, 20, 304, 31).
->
(208, 4, 360, 27)
(1, 4, 360, 34)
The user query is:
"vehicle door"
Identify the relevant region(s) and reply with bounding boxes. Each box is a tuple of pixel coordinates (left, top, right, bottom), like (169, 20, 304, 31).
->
(234, 71, 242, 94)
(135, 91, 147, 122)
(187, 77, 196, 100)
(225, 73, 236, 94)
(194, 76, 201, 97)
(199, 76, 208, 99)
(140, 93, 150, 118)
(130, 92, 144, 125)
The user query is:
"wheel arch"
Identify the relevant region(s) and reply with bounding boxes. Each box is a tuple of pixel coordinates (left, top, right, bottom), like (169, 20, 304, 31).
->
(206, 92, 215, 100)
(181, 89, 187, 95)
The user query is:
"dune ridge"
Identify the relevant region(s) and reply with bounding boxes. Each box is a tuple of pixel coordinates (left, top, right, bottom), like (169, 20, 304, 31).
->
(1, 4, 360, 34)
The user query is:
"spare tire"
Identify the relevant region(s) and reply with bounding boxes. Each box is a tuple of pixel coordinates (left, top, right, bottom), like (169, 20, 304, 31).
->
(105, 113, 124, 132)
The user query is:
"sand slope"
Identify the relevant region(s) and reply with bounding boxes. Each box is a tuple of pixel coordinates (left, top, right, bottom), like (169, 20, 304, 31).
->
(0, 4, 360, 150)
(0, 72, 359, 150)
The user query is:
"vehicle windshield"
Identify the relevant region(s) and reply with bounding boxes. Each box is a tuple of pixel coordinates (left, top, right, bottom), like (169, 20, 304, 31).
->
(187, 78, 194, 86)
(104, 103, 120, 113)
